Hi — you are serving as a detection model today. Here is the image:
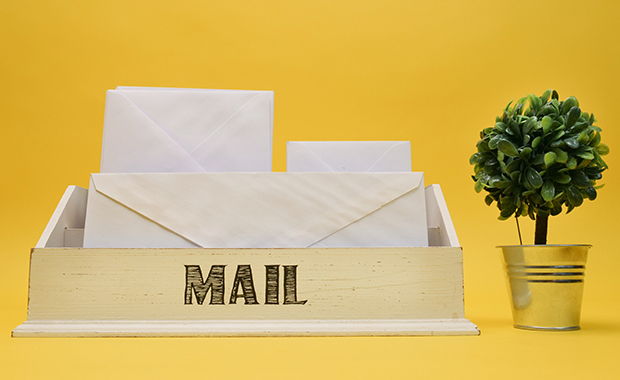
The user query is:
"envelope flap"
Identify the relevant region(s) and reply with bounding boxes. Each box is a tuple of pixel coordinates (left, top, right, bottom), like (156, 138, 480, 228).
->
(101, 91, 204, 173)
(117, 89, 270, 154)
(188, 93, 272, 171)
(288, 141, 411, 172)
(91, 173, 423, 248)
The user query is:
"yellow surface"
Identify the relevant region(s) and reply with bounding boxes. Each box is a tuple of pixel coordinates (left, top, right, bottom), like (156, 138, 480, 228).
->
(1, 0, 619, 378)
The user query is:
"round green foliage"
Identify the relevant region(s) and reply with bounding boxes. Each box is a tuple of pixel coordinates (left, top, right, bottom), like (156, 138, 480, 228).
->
(470, 90, 609, 220)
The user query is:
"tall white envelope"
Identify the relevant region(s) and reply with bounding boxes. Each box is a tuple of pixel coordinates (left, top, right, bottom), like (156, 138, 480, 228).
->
(83, 173, 428, 248)
(286, 141, 411, 172)
(100, 87, 274, 173)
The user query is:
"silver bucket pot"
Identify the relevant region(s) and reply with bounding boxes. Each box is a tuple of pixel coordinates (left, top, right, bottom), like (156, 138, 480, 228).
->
(499, 244, 590, 331)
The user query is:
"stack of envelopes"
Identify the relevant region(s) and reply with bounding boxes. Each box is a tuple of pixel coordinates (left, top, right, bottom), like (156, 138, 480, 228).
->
(83, 87, 428, 248)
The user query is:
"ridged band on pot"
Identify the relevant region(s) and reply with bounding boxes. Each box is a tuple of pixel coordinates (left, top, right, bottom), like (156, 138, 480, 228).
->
(498, 244, 590, 331)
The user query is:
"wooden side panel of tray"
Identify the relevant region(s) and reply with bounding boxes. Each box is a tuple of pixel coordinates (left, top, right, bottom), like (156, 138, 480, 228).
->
(14, 247, 477, 336)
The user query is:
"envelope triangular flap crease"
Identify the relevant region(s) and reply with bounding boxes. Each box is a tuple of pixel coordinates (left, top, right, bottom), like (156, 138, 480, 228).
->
(83, 173, 428, 248)
(287, 141, 412, 172)
(100, 87, 273, 173)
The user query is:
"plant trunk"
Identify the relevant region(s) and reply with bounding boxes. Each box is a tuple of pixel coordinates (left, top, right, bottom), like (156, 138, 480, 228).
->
(534, 215, 548, 245)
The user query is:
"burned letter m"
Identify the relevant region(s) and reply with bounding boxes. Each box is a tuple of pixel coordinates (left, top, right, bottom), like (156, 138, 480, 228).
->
(184, 265, 226, 305)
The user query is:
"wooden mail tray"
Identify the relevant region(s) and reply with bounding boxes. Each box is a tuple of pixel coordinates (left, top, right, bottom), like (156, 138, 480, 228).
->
(13, 185, 479, 337)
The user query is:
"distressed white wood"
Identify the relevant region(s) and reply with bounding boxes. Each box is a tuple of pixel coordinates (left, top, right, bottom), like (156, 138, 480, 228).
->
(64, 228, 85, 248)
(425, 184, 460, 247)
(14, 247, 477, 336)
(36, 186, 87, 248)
(13, 319, 478, 337)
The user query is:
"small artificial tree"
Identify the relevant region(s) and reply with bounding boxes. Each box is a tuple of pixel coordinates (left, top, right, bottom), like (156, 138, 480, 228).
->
(470, 90, 609, 245)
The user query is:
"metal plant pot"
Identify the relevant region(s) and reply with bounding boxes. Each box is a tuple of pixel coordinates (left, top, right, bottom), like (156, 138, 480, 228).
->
(499, 244, 590, 331)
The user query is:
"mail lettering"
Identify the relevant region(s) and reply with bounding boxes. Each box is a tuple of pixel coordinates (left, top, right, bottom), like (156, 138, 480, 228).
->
(184, 264, 307, 305)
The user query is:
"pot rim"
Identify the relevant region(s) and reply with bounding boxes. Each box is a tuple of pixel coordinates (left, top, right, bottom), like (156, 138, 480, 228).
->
(497, 244, 592, 248)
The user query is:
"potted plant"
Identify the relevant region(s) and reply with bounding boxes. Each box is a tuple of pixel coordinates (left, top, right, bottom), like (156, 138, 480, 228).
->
(470, 89, 609, 330)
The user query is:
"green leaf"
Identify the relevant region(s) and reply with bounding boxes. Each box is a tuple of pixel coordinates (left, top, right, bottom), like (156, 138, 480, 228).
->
(588, 132, 601, 147)
(544, 151, 556, 167)
(542, 116, 553, 134)
(469, 153, 486, 165)
(577, 151, 595, 160)
(494, 122, 507, 133)
(576, 158, 592, 169)
(571, 121, 589, 134)
(532, 153, 545, 166)
(474, 180, 484, 193)
(488, 175, 503, 187)
(550, 130, 566, 142)
(488, 135, 502, 149)
(596, 143, 610, 155)
(522, 117, 537, 135)
(540, 89, 552, 104)
(520, 147, 532, 159)
(552, 148, 568, 163)
(538, 103, 557, 117)
(532, 136, 542, 148)
(565, 107, 581, 128)
(519, 203, 529, 217)
(565, 138, 580, 149)
(494, 180, 513, 189)
(566, 186, 584, 207)
(508, 119, 520, 137)
(484, 160, 499, 174)
(550, 202, 562, 216)
(552, 90, 559, 100)
(527, 94, 541, 113)
(555, 173, 572, 184)
(541, 180, 555, 202)
(584, 186, 597, 201)
(497, 139, 519, 157)
(500, 205, 517, 218)
(526, 167, 543, 189)
(566, 157, 577, 170)
(571, 171, 591, 188)
(529, 193, 544, 205)
(560, 96, 579, 114)
(477, 139, 490, 153)
(506, 159, 521, 173)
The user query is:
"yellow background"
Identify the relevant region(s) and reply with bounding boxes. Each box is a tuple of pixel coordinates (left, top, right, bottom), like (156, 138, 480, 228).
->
(1, 0, 619, 378)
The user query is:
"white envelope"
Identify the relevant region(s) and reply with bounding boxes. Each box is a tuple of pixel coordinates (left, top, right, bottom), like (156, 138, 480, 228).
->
(100, 87, 274, 173)
(83, 173, 428, 248)
(286, 141, 411, 172)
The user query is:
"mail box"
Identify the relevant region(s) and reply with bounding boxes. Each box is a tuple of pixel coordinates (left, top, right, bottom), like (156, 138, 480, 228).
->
(13, 184, 478, 337)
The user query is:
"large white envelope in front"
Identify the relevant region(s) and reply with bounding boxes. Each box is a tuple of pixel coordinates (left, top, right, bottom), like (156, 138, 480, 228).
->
(83, 173, 428, 248)
(100, 87, 273, 173)
(287, 141, 411, 172)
